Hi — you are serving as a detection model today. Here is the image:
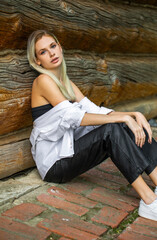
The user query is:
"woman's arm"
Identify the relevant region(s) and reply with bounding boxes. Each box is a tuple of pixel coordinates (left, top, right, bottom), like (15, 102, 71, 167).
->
(71, 81, 152, 146)
(109, 111, 152, 144)
(35, 76, 152, 147)
(81, 112, 141, 146)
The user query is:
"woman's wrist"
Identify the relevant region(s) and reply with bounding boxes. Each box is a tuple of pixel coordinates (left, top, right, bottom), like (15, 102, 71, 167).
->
(128, 111, 139, 119)
(132, 111, 142, 119)
(122, 115, 132, 124)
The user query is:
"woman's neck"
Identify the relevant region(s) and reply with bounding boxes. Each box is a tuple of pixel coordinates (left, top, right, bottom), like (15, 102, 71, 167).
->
(51, 66, 62, 81)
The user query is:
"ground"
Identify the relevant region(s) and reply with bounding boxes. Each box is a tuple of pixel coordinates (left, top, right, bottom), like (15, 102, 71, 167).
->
(0, 127, 157, 240)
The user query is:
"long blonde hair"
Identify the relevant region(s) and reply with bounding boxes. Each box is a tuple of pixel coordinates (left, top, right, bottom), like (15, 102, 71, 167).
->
(27, 30, 76, 101)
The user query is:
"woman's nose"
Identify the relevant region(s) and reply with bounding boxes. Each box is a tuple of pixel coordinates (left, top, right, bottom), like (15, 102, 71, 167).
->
(49, 49, 55, 57)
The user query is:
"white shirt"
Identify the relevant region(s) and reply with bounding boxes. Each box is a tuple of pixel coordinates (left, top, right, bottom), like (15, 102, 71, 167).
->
(30, 97, 113, 179)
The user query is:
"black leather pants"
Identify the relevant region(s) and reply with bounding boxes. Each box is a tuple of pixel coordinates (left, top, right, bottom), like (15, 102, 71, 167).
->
(44, 123, 157, 184)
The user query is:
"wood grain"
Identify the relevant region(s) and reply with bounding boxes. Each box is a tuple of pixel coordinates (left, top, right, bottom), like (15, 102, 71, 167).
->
(0, 0, 157, 53)
(0, 127, 32, 146)
(113, 96, 157, 120)
(0, 0, 157, 179)
(109, 0, 157, 7)
(0, 138, 34, 179)
(1, 51, 157, 135)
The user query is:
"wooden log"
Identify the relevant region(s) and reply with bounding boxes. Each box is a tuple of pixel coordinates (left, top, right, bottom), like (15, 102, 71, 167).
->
(1, 50, 157, 135)
(109, 0, 157, 7)
(0, 0, 157, 53)
(102, 55, 157, 106)
(1, 107, 157, 180)
(112, 96, 157, 120)
(0, 0, 157, 180)
(0, 50, 36, 134)
(0, 127, 31, 146)
(0, 127, 34, 179)
(0, 140, 34, 179)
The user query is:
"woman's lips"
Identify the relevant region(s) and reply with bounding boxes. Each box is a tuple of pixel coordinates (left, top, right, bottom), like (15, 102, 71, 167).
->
(51, 57, 59, 63)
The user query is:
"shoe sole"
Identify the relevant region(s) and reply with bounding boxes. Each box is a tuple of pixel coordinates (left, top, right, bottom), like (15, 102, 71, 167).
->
(139, 209, 157, 221)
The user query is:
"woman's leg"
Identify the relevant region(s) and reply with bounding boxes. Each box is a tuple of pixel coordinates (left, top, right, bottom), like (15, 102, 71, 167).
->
(44, 124, 110, 183)
(102, 123, 157, 221)
(45, 123, 156, 187)
(134, 175, 157, 221)
(122, 123, 157, 186)
(44, 123, 157, 221)
(131, 175, 156, 204)
(149, 167, 157, 187)
(121, 123, 157, 196)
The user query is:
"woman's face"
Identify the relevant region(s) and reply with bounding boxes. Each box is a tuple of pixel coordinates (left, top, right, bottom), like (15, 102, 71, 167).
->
(35, 35, 63, 70)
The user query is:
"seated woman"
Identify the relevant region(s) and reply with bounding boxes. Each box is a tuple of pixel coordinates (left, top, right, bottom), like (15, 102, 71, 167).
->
(27, 30, 157, 221)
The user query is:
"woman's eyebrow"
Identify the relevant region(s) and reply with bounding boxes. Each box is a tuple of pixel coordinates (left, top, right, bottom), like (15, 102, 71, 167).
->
(38, 41, 56, 53)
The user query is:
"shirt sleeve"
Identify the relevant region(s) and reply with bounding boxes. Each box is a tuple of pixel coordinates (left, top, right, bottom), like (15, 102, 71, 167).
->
(60, 102, 86, 129)
(78, 97, 114, 115)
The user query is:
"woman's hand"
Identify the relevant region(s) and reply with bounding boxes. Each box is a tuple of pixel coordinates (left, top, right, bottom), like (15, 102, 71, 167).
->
(134, 112, 152, 144)
(124, 115, 148, 148)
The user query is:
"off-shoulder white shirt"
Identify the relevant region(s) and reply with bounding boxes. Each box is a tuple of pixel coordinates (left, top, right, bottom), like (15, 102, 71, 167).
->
(30, 97, 113, 179)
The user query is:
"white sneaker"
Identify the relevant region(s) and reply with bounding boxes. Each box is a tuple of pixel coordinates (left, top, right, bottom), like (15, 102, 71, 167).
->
(138, 199, 157, 221)
(155, 186, 157, 195)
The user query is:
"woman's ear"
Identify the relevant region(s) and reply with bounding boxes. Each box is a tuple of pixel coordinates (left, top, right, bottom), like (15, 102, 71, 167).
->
(35, 58, 41, 66)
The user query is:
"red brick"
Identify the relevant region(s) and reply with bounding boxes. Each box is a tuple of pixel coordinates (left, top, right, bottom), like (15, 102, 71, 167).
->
(63, 179, 93, 194)
(118, 230, 156, 240)
(59, 238, 71, 240)
(48, 186, 97, 208)
(136, 217, 157, 228)
(104, 188, 139, 207)
(104, 186, 139, 207)
(83, 168, 128, 185)
(38, 219, 99, 240)
(91, 206, 128, 228)
(128, 222, 157, 237)
(37, 193, 88, 216)
(142, 172, 155, 187)
(0, 217, 51, 240)
(110, 190, 139, 207)
(81, 173, 121, 191)
(118, 217, 157, 240)
(2, 203, 46, 221)
(86, 187, 136, 211)
(0, 230, 28, 240)
(51, 212, 107, 236)
(127, 187, 140, 199)
(97, 158, 120, 174)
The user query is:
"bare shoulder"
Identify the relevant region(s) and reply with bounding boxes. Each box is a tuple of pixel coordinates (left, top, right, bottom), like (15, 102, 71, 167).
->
(35, 74, 55, 86)
(33, 74, 66, 106)
(33, 74, 60, 93)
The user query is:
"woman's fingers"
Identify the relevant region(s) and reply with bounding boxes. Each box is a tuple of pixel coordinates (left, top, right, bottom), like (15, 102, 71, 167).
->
(134, 112, 153, 145)
(125, 115, 149, 147)
(135, 126, 146, 148)
(143, 123, 152, 144)
(140, 130, 146, 148)
(147, 127, 152, 144)
(135, 127, 140, 146)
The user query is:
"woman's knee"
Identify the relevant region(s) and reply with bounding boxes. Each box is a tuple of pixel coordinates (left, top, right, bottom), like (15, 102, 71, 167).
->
(110, 123, 125, 135)
(107, 123, 131, 145)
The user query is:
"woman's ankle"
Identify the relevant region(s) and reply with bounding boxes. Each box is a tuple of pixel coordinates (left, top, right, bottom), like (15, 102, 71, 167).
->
(143, 193, 156, 205)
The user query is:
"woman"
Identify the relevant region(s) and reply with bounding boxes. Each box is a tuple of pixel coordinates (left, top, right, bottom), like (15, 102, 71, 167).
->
(27, 30, 157, 221)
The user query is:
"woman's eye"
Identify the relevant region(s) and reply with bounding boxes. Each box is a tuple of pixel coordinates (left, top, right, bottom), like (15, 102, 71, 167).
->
(40, 50, 46, 55)
(51, 44, 56, 48)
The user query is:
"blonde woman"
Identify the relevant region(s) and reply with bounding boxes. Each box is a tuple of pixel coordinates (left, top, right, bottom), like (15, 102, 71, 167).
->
(27, 30, 157, 221)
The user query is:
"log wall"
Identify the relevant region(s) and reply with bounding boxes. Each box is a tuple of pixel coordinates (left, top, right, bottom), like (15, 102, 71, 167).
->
(0, 0, 157, 179)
